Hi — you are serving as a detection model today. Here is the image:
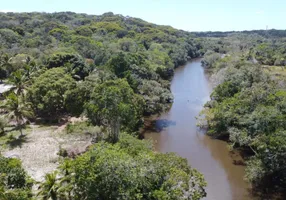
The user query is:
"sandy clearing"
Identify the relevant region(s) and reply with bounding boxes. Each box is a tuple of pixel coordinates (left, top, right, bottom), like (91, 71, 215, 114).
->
(3, 118, 91, 182)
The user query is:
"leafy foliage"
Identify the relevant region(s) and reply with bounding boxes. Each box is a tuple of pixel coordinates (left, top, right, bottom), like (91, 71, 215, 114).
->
(39, 134, 207, 200)
(27, 67, 76, 117)
(46, 52, 94, 80)
(0, 11, 203, 119)
(0, 155, 33, 200)
(85, 79, 144, 142)
(0, 92, 33, 135)
(200, 54, 286, 194)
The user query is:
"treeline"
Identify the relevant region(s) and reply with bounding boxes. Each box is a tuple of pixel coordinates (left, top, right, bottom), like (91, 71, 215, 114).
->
(201, 32, 286, 68)
(193, 29, 286, 38)
(0, 12, 207, 199)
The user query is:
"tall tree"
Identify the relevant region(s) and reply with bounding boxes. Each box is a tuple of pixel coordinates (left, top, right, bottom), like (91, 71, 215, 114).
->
(0, 92, 33, 136)
(0, 54, 11, 68)
(8, 70, 27, 96)
(85, 79, 144, 143)
(0, 54, 11, 83)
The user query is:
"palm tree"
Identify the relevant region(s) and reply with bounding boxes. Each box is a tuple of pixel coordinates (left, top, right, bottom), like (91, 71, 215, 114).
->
(0, 54, 11, 83)
(38, 171, 60, 200)
(0, 92, 33, 136)
(0, 66, 7, 83)
(8, 70, 27, 97)
(0, 186, 7, 200)
(22, 57, 40, 80)
(23, 61, 38, 80)
(0, 115, 8, 135)
(57, 159, 75, 199)
(7, 60, 39, 95)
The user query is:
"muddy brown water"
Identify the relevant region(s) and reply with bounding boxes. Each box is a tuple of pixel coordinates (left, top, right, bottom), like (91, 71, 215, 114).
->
(144, 59, 252, 200)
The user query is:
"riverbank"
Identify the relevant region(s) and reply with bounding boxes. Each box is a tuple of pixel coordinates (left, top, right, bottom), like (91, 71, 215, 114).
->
(144, 59, 252, 200)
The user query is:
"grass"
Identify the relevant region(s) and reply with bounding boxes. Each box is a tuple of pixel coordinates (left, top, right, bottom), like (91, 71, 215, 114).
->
(263, 65, 286, 79)
(66, 121, 101, 135)
(0, 126, 32, 150)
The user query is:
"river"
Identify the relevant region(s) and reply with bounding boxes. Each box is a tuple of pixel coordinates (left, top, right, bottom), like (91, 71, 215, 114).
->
(144, 59, 252, 200)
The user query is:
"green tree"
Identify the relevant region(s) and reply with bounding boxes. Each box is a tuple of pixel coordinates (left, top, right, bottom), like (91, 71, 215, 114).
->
(0, 54, 11, 82)
(85, 79, 144, 142)
(0, 115, 8, 135)
(0, 93, 33, 136)
(138, 80, 173, 115)
(246, 131, 286, 189)
(0, 29, 21, 48)
(46, 53, 93, 80)
(27, 68, 76, 118)
(37, 171, 60, 200)
(201, 51, 221, 68)
(8, 70, 27, 96)
(57, 159, 75, 199)
(0, 155, 32, 200)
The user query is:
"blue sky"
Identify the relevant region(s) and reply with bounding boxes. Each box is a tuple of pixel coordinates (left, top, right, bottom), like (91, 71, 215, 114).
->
(1, 0, 285, 31)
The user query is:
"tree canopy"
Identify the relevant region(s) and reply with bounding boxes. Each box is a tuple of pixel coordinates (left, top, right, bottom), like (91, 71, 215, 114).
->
(27, 67, 76, 118)
(85, 79, 144, 142)
(39, 134, 207, 200)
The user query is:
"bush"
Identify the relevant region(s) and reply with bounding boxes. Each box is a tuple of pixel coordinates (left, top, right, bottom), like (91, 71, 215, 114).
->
(0, 155, 33, 200)
(66, 121, 101, 136)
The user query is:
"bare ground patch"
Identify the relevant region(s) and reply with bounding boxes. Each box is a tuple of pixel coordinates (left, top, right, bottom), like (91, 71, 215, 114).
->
(2, 117, 92, 182)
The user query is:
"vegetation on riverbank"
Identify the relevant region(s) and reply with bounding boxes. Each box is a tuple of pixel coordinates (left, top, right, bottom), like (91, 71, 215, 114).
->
(200, 31, 286, 198)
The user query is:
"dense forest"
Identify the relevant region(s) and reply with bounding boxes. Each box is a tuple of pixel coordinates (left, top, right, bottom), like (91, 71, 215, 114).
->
(0, 12, 206, 199)
(0, 11, 286, 199)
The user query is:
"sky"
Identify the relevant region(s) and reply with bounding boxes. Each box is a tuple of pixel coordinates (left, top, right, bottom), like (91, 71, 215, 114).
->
(1, 0, 285, 32)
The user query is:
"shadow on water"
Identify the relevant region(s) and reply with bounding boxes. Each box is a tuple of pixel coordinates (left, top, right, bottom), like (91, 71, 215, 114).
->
(155, 119, 176, 132)
(140, 116, 176, 134)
